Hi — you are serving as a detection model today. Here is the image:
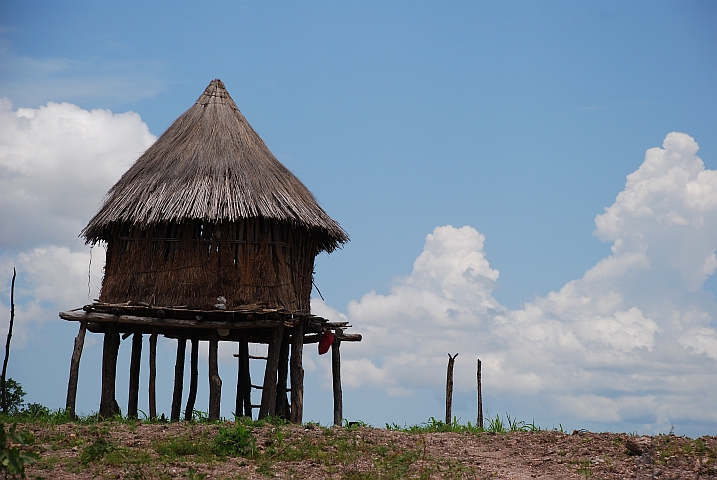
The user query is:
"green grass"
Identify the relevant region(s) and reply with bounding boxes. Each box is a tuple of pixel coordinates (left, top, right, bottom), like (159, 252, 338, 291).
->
(386, 414, 543, 435)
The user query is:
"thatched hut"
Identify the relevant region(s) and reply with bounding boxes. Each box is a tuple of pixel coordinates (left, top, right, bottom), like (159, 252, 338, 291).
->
(60, 80, 359, 424)
(83, 79, 347, 312)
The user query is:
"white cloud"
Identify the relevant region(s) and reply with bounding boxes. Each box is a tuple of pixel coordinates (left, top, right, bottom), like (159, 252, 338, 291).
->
(0, 98, 155, 344)
(329, 132, 717, 433)
(0, 97, 156, 250)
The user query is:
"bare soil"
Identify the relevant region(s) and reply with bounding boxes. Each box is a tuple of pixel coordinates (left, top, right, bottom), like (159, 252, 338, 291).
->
(24, 421, 717, 479)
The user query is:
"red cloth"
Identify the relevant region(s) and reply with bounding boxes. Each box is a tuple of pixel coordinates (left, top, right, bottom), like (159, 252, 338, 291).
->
(318, 331, 335, 355)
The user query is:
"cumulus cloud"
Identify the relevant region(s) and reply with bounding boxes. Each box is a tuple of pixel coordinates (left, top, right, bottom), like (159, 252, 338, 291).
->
(329, 132, 717, 433)
(0, 98, 155, 338)
(0, 97, 156, 250)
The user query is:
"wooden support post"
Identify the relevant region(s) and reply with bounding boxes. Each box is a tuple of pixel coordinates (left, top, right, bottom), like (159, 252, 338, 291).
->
(171, 337, 186, 421)
(236, 340, 251, 418)
(208, 331, 222, 421)
(127, 333, 143, 418)
(259, 323, 283, 419)
(99, 324, 121, 418)
(184, 338, 199, 421)
(275, 329, 290, 420)
(149, 331, 157, 420)
(290, 319, 304, 424)
(332, 328, 343, 426)
(477, 358, 483, 429)
(65, 320, 87, 418)
(445, 353, 458, 425)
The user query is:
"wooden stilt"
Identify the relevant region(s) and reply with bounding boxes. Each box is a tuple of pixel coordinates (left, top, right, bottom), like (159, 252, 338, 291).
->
(184, 338, 199, 421)
(259, 323, 283, 419)
(445, 353, 458, 425)
(99, 324, 121, 418)
(65, 320, 87, 419)
(171, 337, 186, 421)
(332, 328, 343, 426)
(290, 319, 304, 424)
(236, 340, 251, 418)
(208, 331, 222, 421)
(149, 331, 158, 420)
(127, 332, 143, 418)
(477, 358, 483, 429)
(275, 329, 290, 420)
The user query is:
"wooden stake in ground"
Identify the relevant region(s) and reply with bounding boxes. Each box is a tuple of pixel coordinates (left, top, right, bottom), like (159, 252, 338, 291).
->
(149, 331, 158, 420)
(184, 338, 199, 421)
(275, 329, 290, 420)
(477, 358, 483, 429)
(171, 337, 186, 421)
(236, 340, 251, 418)
(65, 320, 87, 418)
(332, 328, 343, 426)
(127, 333, 143, 418)
(1, 268, 16, 414)
(259, 323, 283, 419)
(445, 353, 458, 425)
(208, 330, 222, 421)
(99, 324, 121, 418)
(289, 319, 304, 424)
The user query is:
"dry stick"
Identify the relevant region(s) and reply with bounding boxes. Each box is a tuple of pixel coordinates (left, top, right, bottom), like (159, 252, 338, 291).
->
(171, 337, 186, 421)
(149, 331, 158, 420)
(332, 328, 343, 426)
(99, 324, 121, 418)
(65, 320, 87, 418)
(290, 319, 304, 424)
(127, 333, 143, 418)
(208, 331, 222, 421)
(445, 353, 458, 425)
(184, 338, 199, 421)
(477, 358, 483, 429)
(1, 268, 16, 414)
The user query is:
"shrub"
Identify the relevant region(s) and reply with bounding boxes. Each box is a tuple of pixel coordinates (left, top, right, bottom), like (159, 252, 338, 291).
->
(0, 423, 39, 478)
(0, 380, 25, 415)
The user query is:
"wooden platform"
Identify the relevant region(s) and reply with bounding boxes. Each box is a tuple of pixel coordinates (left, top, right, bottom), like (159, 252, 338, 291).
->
(59, 302, 361, 424)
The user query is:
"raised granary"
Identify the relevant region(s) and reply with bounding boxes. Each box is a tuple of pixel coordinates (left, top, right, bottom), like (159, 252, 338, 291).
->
(60, 79, 360, 423)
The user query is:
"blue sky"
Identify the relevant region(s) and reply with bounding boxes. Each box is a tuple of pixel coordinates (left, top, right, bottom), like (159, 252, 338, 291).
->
(1, 1, 717, 436)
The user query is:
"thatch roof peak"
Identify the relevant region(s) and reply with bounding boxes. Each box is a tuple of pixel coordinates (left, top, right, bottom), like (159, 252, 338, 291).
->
(82, 79, 348, 252)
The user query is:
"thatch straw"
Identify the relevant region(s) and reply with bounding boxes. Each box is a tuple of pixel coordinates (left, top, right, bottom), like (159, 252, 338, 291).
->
(82, 79, 347, 253)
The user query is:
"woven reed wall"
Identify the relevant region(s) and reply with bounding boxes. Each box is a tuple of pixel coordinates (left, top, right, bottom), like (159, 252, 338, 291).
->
(99, 218, 320, 312)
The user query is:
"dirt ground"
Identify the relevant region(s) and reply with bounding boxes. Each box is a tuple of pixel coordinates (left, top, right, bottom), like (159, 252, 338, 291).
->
(24, 421, 717, 479)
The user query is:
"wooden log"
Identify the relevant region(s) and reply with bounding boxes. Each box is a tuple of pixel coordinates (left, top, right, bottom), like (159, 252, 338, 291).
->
(171, 337, 186, 421)
(65, 320, 87, 419)
(290, 319, 304, 424)
(149, 332, 157, 420)
(302, 332, 362, 344)
(127, 333, 143, 418)
(477, 358, 483, 429)
(208, 331, 222, 421)
(99, 324, 121, 418)
(236, 341, 251, 418)
(184, 338, 199, 421)
(332, 328, 343, 426)
(259, 323, 283, 419)
(60, 310, 286, 330)
(445, 353, 458, 425)
(275, 329, 290, 420)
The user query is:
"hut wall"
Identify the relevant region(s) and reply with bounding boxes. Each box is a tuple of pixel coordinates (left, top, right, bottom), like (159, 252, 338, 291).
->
(99, 218, 319, 312)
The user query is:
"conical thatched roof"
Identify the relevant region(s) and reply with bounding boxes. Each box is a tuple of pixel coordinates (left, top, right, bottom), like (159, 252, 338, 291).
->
(83, 79, 348, 251)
